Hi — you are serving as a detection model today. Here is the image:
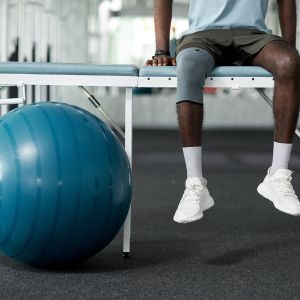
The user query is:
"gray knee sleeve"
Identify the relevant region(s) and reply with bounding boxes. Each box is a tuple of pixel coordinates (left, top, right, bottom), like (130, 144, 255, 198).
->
(176, 47, 215, 104)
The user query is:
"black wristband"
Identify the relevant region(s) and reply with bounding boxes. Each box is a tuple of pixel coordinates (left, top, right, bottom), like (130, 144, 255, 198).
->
(152, 50, 170, 59)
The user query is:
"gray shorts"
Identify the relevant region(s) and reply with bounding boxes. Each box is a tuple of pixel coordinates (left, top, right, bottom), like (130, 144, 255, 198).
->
(175, 28, 286, 66)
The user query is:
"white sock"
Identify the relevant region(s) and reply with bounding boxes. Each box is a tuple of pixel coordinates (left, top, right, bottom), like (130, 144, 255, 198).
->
(182, 146, 203, 178)
(269, 141, 293, 176)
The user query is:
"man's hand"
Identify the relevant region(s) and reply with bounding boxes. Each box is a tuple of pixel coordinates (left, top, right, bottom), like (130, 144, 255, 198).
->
(144, 55, 176, 66)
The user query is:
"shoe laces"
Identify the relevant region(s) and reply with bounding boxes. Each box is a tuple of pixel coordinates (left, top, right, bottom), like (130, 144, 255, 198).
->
(271, 174, 296, 197)
(179, 184, 203, 206)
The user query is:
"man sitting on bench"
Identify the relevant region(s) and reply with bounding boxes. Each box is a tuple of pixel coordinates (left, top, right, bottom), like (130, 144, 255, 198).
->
(145, 0, 300, 223)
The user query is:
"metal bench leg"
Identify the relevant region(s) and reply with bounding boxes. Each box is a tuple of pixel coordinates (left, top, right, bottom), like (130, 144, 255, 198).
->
(79, 85, 133, 257)
(123, 87, 133, 258)
(256, 88, 300, 138)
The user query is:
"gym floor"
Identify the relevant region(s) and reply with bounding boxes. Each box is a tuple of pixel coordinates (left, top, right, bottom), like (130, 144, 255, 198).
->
(1, 129, 300, 299)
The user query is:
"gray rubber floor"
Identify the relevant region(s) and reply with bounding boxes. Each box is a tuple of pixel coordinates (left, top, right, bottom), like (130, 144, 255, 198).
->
(1, 129, 300, 299)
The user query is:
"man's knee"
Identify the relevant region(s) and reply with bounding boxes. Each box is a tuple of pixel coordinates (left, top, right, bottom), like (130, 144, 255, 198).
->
(176, 47, 215, 80)
(274, 50, 300, 80)
(176, 47, 215, 104)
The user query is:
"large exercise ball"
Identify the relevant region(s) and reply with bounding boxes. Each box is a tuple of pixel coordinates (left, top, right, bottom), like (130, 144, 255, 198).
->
(0, 102, 132, 267)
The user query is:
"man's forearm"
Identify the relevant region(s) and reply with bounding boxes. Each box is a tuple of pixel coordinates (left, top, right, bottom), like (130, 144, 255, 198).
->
(154, 0, 173, 51)
(277, 0, 297, 47)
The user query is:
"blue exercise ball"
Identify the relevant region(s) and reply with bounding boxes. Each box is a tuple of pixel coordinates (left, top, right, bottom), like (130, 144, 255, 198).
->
(0, 102, 132, 267)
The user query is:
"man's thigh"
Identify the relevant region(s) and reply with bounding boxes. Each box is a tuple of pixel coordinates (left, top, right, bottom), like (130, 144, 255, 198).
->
(246, 40, 300, 78)
(232, 29, 288, 66)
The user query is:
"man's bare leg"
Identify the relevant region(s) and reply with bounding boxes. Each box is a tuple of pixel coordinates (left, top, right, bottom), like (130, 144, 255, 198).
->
(177, 102, 203, 147)
(249, 40, 300, 143)
(174, 99, 215, 224)
(249, 40, 300, 215)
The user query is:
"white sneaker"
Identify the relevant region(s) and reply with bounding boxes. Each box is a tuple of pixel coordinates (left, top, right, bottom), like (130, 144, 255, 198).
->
(257, 167, 300, 216)
(173, 177, 214, 224)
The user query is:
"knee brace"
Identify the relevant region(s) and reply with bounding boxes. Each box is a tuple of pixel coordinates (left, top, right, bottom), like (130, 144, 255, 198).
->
(176, 47, 215, 104)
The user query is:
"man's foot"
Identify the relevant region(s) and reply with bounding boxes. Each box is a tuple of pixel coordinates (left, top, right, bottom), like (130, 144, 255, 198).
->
(257, 167, 300, 216)
(173, 177, 214, 224)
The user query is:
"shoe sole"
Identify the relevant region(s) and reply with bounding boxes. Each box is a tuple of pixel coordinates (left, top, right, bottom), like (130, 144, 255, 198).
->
(257, 183, 300, 216)
(173, 212, 204, 224)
